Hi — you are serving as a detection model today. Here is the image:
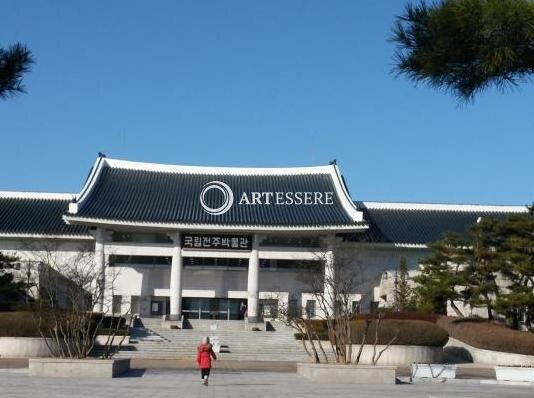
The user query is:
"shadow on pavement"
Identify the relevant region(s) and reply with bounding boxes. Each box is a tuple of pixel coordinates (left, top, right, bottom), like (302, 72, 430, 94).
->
(121, 369, 146, 378)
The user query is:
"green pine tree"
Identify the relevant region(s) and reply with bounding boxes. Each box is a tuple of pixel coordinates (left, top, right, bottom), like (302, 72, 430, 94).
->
(494, 206, 534, 330)
(413, 233, 467, 316)
(0, 252, 28, 310)
(394, 256, 415, 311)
(462, 218, 501, 320)
(0, 43, 34, 99)
(391, 0, 534, 101)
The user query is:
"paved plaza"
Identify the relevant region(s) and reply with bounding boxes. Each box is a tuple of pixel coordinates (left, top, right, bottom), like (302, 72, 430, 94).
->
(0, 368, 533, 398)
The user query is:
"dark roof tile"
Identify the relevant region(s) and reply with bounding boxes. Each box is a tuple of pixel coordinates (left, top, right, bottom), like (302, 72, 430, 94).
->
(0, 196, 90, 237)
(354, 201, 526, 245)
(73, 166, 362, 227)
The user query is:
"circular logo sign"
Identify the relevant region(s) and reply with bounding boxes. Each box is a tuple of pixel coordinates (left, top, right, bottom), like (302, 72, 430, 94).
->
(199, 181, 234, 215)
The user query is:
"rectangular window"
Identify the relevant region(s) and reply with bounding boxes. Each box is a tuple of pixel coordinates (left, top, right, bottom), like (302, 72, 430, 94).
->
(130, 296, 140, 315)
(288, 299, 299, 318)
(112, 295, 122, 314)
(182, 257, 247, 269)
(305, 300, 316, 318)
(111, 232, 172, 244)
(261, 236, 320, 248)
(109, 255, 171, 268)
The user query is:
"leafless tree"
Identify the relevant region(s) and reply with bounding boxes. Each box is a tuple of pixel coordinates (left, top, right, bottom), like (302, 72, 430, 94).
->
(277, 239, 398, 365)
(277, 240, 363, 364)
(23, 241, 131, 359)
(369, 312, 398, 365)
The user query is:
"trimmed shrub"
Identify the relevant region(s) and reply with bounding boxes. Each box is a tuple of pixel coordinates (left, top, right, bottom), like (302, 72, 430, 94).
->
(351, 319, 448, 347)
(437, 316, 534, 355)
(98, 329, 129, 336)
(359, 311, 439, 323)
(0, 311, 41, 337)
(295, 318, 449, 347)
(0, 311, 129, 338)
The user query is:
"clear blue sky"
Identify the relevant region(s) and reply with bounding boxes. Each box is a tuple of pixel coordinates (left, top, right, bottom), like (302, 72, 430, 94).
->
(1, 1, 532, 205)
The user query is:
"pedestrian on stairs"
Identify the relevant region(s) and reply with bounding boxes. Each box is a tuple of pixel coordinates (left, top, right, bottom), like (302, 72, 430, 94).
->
(197, 336, 217, 386)
(239, 301, 247, 320)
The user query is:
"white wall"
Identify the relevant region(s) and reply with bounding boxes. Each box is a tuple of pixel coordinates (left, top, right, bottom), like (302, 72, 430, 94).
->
(0, 238, 93, 261)
(0, 238, 95, 299)
(1, 237, 435, 317)
(111, 266, 310, 298)
(108, 244, 432, 317)
(347, 245, 430, 308)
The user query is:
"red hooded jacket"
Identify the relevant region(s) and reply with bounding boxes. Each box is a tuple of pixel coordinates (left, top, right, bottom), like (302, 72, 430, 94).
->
(197, 343, 217, 369)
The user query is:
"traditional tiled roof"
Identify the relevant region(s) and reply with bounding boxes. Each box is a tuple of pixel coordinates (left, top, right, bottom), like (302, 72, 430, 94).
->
(65, 157, 365, 231)
(0, 192, 90, 238)
(354, 201, 529, 246)
(1, 157, 528, 242)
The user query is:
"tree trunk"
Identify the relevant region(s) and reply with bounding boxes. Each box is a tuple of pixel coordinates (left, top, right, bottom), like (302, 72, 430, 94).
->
(486, 304, 493, 321)
(449, 299, 464, 318)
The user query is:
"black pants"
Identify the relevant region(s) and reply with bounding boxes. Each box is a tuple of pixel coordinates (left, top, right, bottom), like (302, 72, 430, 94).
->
(201, 368, 211, 379)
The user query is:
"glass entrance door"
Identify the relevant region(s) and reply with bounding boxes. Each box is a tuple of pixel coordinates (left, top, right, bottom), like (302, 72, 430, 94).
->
(150, 297, 170, 317)
(182, 298, 244, 320)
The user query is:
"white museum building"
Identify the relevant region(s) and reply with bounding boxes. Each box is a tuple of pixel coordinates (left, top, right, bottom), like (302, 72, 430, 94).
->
(0, 155, 528, 321)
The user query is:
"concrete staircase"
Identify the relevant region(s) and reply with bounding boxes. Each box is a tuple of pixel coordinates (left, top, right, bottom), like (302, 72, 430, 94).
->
(113, 317, 309, 362)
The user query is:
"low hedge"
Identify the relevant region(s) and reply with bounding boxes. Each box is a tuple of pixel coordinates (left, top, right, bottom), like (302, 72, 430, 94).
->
(295, 318, 449, 347)
(0, 311, 129, 338)
(437, 316, 534, 356)
(0, 311, 41, 337)
(359, 311, 439, 323)
(98, 328, 129, 337)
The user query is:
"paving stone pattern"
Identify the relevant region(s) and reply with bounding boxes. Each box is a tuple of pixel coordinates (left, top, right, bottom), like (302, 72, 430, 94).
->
(0, 369, 532, 398)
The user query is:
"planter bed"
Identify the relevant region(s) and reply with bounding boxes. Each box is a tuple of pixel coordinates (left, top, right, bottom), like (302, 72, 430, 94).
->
(495, 366, 534, 382)
(446, 337, 534, 366)
(95, 335, 130, 345)
(349, 344, 443, 365)
(411, 363, 456, 379)
(0, 337, 54, 358)
(297, 363, 396, 384)
(29, 358, 130, 378)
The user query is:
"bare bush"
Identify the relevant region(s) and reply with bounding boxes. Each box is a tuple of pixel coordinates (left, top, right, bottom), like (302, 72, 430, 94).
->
(277, 238, 396, 364)
(24, 241, 131, 359)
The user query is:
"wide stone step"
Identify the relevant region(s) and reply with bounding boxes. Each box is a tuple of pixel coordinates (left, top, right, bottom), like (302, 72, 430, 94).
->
(114, 355, 308, 361)
(116, 352, 307, 357)
(149, 335, 297, 341)
(117, 317, 307, 361)
(130, 346, 304, 352)
(124, 349, 305, 355)
(126, 347, 304, 352)
(127, 352, 305, 357)
(113, 352, 309, 358)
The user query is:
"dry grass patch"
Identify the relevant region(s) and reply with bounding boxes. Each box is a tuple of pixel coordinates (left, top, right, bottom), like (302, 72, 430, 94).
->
(437, 316, 534, 355)
(0, 311, 40, 337)
(296, 318, 449, 347)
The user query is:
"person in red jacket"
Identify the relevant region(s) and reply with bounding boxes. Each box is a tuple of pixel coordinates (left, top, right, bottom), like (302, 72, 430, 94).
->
(197, 336, 217, 386)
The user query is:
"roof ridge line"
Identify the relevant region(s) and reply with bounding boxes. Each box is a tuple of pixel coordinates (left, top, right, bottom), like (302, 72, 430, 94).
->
(104, 157, 334, 175)
(360, 201, 528, 213)
(0, 191, 75, 200)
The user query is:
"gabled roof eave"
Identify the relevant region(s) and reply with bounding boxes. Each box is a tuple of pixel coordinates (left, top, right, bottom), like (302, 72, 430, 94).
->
(68, 156, 365, 225)
(63, 214, 368, 233)
(0, 232, 94, 240)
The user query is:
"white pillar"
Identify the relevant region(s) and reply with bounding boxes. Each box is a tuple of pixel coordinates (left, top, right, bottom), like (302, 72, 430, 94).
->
(323, 236, 335, 317)
(169, 231, 183, 320)
(247, 234, 260, 322)
(94, 228, 106, 313)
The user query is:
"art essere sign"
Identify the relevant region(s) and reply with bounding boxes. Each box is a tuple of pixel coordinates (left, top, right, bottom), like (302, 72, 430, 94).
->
(200, 181, 334, 216)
